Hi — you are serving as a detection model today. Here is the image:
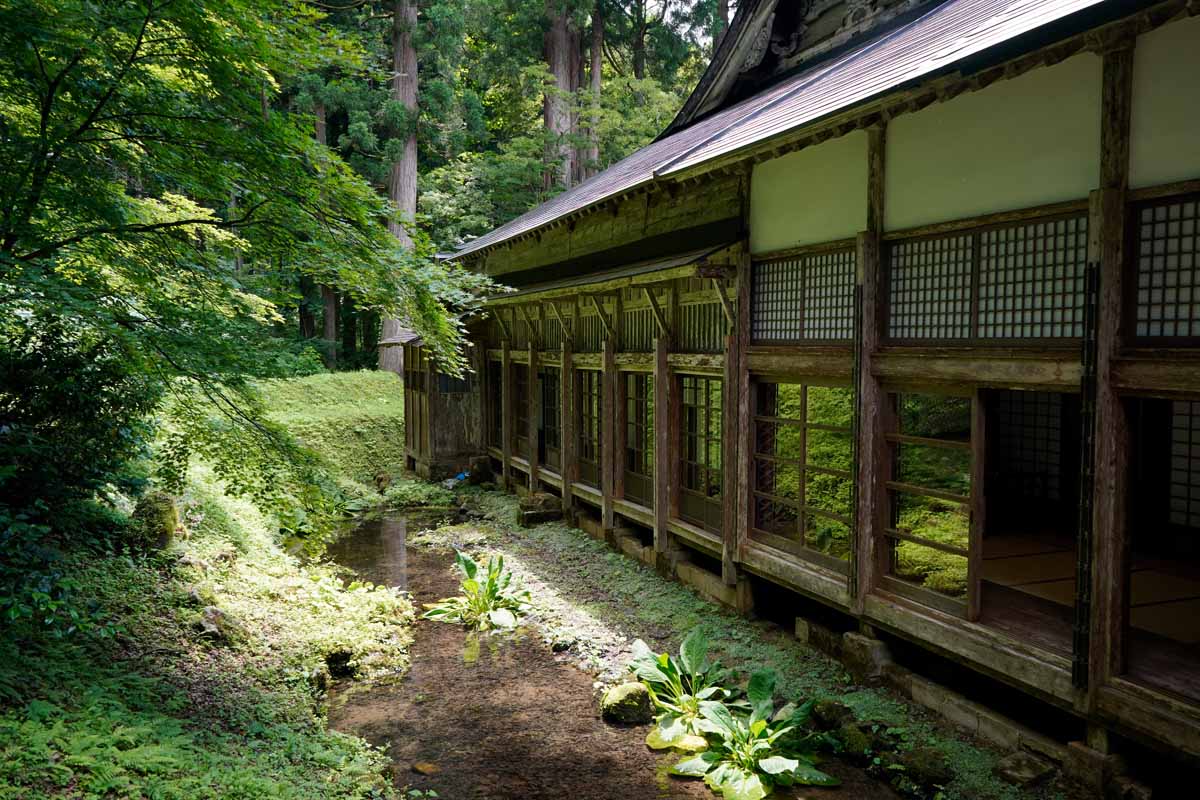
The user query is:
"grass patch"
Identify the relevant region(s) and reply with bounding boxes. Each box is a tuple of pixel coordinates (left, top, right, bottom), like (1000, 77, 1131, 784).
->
(0, 372, 419, 799)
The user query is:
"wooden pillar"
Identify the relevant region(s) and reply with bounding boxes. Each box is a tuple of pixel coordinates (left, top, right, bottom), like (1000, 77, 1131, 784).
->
(601, 335, 617, 532)
(720, 256, 748, 587)
(501, 340, 512, 490)
(968, 389, 987, 622)
(735, 254, 752, 567)
(1087, 42, 1134, 698)
(853, 124, 888, 615)
(653, 336, 671, 554)
(561, 342, 576, 516)
(528, 344, 540, 492)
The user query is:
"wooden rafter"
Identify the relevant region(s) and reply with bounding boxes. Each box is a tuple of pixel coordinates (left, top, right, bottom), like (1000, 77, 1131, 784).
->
(493, 308, 512, 341)
(519, 304, 540, 348)
(547, 300, 574, 345)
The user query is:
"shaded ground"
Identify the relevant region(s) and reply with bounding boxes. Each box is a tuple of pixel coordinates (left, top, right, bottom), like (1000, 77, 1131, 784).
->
(325, 513, 897, 800)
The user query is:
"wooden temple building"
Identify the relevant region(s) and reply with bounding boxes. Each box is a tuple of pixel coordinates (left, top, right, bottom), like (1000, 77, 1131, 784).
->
(403, 0, 1200, 779)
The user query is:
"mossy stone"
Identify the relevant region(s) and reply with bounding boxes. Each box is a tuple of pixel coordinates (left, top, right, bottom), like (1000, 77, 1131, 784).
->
(812, 698, 855, 730)
(600, 682, 653, 724)
(132, 490, 178, 551)
(893, 745, 953, 789)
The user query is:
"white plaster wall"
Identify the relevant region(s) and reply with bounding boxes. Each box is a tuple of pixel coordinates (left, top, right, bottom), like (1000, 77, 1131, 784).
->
(1130, 14, 1200, 190)
(886, 54, 1101, 231)
(750, 131, 868, 254)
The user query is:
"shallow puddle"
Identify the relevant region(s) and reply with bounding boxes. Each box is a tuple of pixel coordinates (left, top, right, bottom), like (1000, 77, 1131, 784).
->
(325, 512, 896, 799)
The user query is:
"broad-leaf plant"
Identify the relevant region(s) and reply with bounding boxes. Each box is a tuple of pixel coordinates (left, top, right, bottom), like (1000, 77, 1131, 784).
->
(421, 551, 530, 631)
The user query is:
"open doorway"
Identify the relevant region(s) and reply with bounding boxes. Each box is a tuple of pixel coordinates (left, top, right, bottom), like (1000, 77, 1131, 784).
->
(1125, 397, 1200, 701)
(979, 389, 1081, 655)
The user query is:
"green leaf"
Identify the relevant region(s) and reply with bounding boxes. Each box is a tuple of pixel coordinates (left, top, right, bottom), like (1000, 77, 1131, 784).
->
(706, 765, 768, 800)
(679, 628, 708, 675)
(670, 751, 719, 777)
(756, 756, 798, 775)
(789, 762, 840, 786)
(455, 551, 478, 581)
(746, 670, 775, 706)
(698, 700, 738, 736)
(487, 608, 517, 629)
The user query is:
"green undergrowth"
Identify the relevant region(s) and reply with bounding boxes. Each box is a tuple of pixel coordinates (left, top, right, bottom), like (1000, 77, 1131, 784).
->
(0, 372, 421, 800)
(419, 488, 1036, 800)
(259, 371, 407, 500)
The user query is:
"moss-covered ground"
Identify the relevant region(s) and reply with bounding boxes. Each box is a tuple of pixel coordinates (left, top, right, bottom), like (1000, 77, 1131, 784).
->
(0, 373, 418, 800)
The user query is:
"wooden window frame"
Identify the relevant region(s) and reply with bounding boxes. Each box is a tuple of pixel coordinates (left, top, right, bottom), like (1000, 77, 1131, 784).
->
(541, 366, 561, 472)
(622, 372, 654, 509)
(749, 379, 853, 575)
(486, 358, 503, 450)
(751, 241, 857, 346)
(577, 369, 602, 488)
(1126, 191, 1200, 347)
(679, 374, 723, 533)
(512, 363, 529, 460)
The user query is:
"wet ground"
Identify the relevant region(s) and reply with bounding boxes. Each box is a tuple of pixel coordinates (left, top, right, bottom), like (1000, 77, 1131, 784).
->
(325, 512, 898, 800)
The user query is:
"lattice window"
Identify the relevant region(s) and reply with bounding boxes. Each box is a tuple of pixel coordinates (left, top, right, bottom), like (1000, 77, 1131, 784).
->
(990, 391, 1064, 502)
(1170, 401, 1200, 528)
(509, 314, 529, 349)
(678, 302, 725, 353)
(751, 382, 853, 569)
(623, 373, 654, 507)
(1134, 196, 1200, 339)
(541, 367, 561, 471)
(752, 249, 855, 343)
(979, 217, 1087, 338)
(622, 306, 655, 352)
(888, 214, 1088, 342)
(680, 375, 723, 532)
(487, 359, 502, 449)
(577, 370, 602, 487)
(888, 235, 974, 340)
(512, 364, 529, 459)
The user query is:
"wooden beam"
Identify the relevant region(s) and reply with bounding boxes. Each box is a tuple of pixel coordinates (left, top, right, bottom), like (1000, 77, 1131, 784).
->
(561, 342, 575, 516)
(721, 330, 740, 586)
(501, 340, 512, 490)
(735, 251, 753, 568)
(528, 344, 540, 491)
(548, 300, 574, 345)
(1087, 41, 1134, 701)
(601, 336, 617, 533)
(494, 309, 512, 342)
(853, 123, 888, 615)
(654, 336, 671, 557)
(967, 389, 986, 622)
(644, 287, 670, 340)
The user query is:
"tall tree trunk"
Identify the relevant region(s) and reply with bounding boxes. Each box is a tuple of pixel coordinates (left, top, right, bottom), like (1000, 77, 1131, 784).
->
(544, 3, 580, 190)
(322, 285, 338, 369)
(342, 294, 357, 362)
(584, 1, 602, 179)
(314, 101, 338, 369)
(299, 274, 316, 339)
(361, 310, 379, 355)
(633, 0, 646, 79)
(715, 0, 729, 49)
(379, 0, 418, 375)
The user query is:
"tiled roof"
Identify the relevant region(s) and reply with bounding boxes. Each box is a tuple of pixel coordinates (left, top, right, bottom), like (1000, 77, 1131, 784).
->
(454, 0, 1107, 261)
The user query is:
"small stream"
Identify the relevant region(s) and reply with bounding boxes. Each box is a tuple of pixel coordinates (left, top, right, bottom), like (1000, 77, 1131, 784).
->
(323, 512, 885, 799)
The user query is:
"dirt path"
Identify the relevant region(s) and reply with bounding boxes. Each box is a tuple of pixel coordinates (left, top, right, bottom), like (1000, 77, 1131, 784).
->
(325, 513, 898, 800)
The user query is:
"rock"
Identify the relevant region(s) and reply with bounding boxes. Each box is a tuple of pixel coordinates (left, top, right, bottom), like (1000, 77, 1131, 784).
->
(309, 664, 331, 693)
(812, 699, 855, 730)
(412, 761, 440, 776)
(374, 472, 393, 491)
(600, 682, 654, 724)
(994, 751, 1055, 788)
(842, 632, 892, 684)
(550, 637, 575, 653)
(132, 491, 178, 551)
(838, 722, 875, 762)
(185, 584, 215, 606)
(518, 492, 563, 527)
(195, 606, 238, 642)
(894, 745, 953, 789)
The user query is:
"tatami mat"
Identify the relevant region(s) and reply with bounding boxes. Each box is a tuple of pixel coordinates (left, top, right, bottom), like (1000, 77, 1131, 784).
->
(1130, 599, 1200, 644)
(980, 551, 1076, 586)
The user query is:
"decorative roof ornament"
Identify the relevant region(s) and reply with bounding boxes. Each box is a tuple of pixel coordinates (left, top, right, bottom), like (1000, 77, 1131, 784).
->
(740, 12, 776, 71)
(844, 0, 879, 28)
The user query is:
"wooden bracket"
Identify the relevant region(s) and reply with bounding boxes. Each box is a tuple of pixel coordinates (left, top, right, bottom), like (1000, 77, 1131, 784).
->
(590, 294, 614, 339)
(712, 278, 735, 328)
(494, 309, 512, 342)
(644, 287, 670, 340)
(519, 304, 540, 348)
(548, 300, 574, 345)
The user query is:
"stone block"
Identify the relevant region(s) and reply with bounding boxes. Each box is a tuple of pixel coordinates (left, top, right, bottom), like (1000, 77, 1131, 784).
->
(841, 632, 892, 683)
(994, 751, 1056, 788)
